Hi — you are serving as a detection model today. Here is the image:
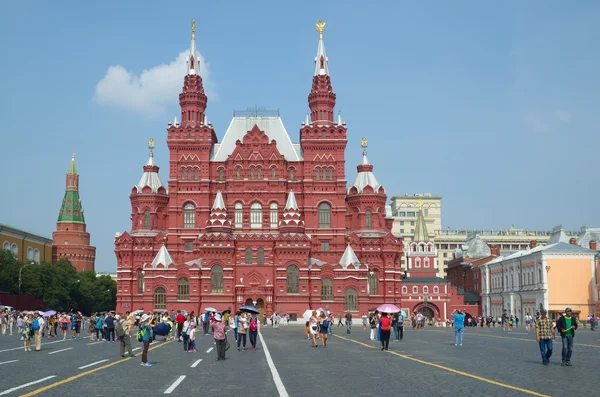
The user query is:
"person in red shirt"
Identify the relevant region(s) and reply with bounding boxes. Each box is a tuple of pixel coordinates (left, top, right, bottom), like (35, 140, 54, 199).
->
(176, 311, 186, 341)
(379, 313, 391, 351)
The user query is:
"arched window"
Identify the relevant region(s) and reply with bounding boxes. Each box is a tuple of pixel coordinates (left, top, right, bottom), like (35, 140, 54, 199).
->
(424, 258, 430, 268)
(329, 168, 333, 180)
(368, 269, 378, 295)
(11, 243, 18, 257)
(402, 286, 407, 294)
(270, 202, 278, 229)
(236, 167, 241, 179)
(415, 258, 421, 268)
(154, 287, 167, 310)
(33, 249, 40, 263)
(365, 211, 372, 230)
(250, 202, 262, 229)
(194, 168, 198, 180)
(177, 278, 189, 300)
(181, 168, 186, 180)
(245, 248, 252, 264)
(344, 288, 357, 311)
(321, 278, 333, 301)
(286, 265, 299, 293)
(250, 167, 255, 180)
(412, 286, 418, 294)
(2, 241, 10, 251)
(318, 203, 331, 228)
(423, 286, 429, 294)
(143, 210, 151, 229)
(315, 168, 320, 180)
(137, 269, 144, 294)
(257, 248, 265, 265)
(257, 167, 262, 179)
(271, 167, 276, 179)
(433, 286, 439, 294)
(183, 203, 195, 228)
(218, 168, 224, 181)
(538, 268, 542, 284)
(27, 247, 33, 260)
(289, 168, 295, 180)
(235, 202, 243, 228)
(211, 265, 223, 293)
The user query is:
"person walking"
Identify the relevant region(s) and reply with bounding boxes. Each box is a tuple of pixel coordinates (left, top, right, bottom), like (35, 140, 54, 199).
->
(232, 311, 240, 342)
(22, 314, 33, 352)
(118, 315, 135, 358)
(309, 311, 319, 347)
(211, 313, 227, 361)
(525, 312, 533, 333)
(187, 322, 197, 352)
(105, 312, 116, 342)
(139, 314, 152, 367)
(31, 312, 44, 351)
(237, 312, 248, 351)
(318, 311, 330, 348)
(379, 313, 391, 351)
(556, 307, 577, 366)
(535, 309, 554, 365)
(452, 309, 465, 347)
(345, 312, 353, 334)
(94, 313, 104, 341)
(248, 313, 259, 351)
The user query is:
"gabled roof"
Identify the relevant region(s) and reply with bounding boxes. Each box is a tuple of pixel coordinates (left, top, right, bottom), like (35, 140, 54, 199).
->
(547, 225, 570, 244)
(349, 152, 384, 194)
(211, 117, 302, 162)
(455, 235, 490, 259)
(339, 244, 361, 269)
(150, 245, 175, 268)
(577, 227, 600, 249)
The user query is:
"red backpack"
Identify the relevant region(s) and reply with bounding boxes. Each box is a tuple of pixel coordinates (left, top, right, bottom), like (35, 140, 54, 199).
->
(249, 318, 257, 331)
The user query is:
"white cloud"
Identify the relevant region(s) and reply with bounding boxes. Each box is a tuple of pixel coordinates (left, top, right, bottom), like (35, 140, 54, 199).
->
(524, 110, 571, 133)
(93, 51, 215, 117)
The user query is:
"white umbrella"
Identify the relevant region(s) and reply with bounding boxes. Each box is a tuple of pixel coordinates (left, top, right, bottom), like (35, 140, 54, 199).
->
(302, 309, 314, 322)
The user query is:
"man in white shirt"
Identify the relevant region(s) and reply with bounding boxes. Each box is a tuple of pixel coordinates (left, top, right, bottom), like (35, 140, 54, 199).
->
(33, 312, 45, 351)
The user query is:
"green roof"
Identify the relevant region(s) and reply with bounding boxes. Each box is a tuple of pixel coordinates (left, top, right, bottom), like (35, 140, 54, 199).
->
(57, 190, 85, 224)
(403, 277, 449, 284)
(67, 155, 77, 175)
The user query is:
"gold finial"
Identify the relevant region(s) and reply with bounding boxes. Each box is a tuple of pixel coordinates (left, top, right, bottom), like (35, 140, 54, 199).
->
(148, 138, 155, 150)
(191, 19, 196, 40)
(72, 152, 76, 160)
(316, 20, 326, 39)
(417, 199, 424, 209)
(360, 137, 368, 148)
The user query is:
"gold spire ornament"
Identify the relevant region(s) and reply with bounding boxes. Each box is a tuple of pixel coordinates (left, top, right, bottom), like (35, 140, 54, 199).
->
(417, 199, 424, 209)
(360, 137, 368, 148)
(191, 19, 196, 40)
(316, 20, 326, 39)
(148, 138, 155, 150)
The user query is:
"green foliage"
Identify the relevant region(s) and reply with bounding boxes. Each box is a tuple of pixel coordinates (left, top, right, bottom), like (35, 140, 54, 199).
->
(0, 250, 116, 314)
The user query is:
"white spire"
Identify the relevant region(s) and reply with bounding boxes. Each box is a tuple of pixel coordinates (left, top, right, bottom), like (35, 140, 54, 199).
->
(136, 139, 164, 194)
(151, 244, 175, 268)
(314, 20, 329, 76)
(337, 112, 342, 126)
(339, 244, 361, 269)
(212, 191, 226, 210)
(173, 115, 178, 127)
(187, 20, 200, 76)
(146, 150, 155, 166)
(284, 190, 299, 210)
(305, 113, 310, 125)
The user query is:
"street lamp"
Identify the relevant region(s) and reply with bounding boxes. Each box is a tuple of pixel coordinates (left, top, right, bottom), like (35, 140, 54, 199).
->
(18, 261, 35, 295)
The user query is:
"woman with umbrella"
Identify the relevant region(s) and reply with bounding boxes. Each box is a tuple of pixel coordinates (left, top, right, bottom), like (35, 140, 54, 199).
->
(379, 312, 392, 350)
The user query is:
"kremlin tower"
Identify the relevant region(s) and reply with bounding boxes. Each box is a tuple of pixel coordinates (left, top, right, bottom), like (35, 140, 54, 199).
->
(52, 154, 96, 272)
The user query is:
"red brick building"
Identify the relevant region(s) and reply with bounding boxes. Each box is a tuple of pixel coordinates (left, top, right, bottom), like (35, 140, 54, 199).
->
(52, 155, 96, 272)
(114, 22, 406, 318)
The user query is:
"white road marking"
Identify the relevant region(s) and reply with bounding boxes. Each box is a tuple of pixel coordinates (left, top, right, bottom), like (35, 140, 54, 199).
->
(87, 341, 103, 345)
(0, 338, 73, 353)
(78, 359, 109, 369)
(0, 360, 18, 365)
(0, 375, 57, 396)
(132, 347, 141, 351)
(48, 347, 73, 355)
(164, 375, 186, 394)
(258, 331, 289, 397)
(191, 359, 202, 368)
(206, 347, 213, 353)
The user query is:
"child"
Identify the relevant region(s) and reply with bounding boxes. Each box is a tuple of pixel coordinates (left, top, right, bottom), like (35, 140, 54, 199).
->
(188, 322, 197, 352)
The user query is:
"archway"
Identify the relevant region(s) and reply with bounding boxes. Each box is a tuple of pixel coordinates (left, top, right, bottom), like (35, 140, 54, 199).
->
(417, 306, 435, 322)
(256, 298, 265, 324)
(244, 298, 253, 306)
(413, 302, 440, 323)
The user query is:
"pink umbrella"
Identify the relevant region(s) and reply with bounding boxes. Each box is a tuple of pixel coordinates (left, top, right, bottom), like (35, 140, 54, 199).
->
(376, 304, 401, 313)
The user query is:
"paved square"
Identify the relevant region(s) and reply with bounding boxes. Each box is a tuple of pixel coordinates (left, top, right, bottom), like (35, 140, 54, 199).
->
(0, 325, 598, 396)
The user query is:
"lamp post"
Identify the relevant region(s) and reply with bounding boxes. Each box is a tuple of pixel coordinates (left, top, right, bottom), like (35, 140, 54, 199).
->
(18, 261, 35, 295)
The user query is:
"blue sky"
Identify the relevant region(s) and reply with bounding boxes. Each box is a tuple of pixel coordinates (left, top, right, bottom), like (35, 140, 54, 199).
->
(1, 1, 598, 272)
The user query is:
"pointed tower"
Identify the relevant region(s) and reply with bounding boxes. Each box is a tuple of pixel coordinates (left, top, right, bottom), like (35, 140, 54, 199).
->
(130, 139, 169, 232)
(346, 138, 388, 232)
(406, 200, 438, 277)
(300, 21, 348, 256)
(52, 154, 96, 272)
(166, 20, 218, 242)
(205, 191, 233, 234)
(279, 190, 305, 234)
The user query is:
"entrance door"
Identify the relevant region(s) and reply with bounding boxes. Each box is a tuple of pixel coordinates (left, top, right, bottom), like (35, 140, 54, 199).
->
(244, 298, 253, 307)
(418, 306, 435, 323)
(256, 298, 265, 324)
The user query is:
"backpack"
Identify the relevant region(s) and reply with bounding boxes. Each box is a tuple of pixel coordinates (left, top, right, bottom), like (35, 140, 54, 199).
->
(115, 320, 126, 337)
(321, 320, 330, 331)
(31, 319, 40, 331)
(249, 319, 257, 332)
(136, 327, 147, 342)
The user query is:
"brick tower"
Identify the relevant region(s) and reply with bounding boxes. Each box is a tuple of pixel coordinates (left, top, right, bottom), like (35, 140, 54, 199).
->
(52, 154, 96, 272)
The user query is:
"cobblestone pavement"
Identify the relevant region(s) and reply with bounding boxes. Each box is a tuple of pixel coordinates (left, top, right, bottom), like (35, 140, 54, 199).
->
(0, 324, 598, 396)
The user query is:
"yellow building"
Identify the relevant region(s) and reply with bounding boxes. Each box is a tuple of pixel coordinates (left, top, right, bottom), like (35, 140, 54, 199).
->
(481, 240, 597, 320)
(0, 223, 53, 263)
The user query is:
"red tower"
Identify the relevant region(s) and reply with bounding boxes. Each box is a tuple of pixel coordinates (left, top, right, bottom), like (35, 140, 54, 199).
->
(52, 154, 96, 272)
(115, 20, 404, 317)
